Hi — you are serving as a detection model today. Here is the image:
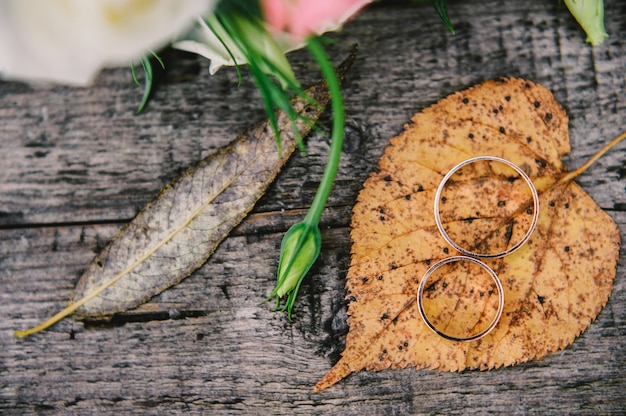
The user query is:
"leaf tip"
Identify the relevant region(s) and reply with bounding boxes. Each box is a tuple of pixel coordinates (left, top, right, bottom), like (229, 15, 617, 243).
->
(315, 358, 353, 392)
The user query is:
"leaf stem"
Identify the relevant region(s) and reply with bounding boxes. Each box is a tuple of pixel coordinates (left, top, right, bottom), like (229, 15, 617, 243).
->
(555, 130, 626, 187)
(303, 37, 345, 228)
(15, 299, 88, 338)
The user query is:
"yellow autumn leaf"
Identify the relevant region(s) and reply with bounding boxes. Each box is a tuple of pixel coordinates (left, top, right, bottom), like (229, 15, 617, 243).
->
(316, 77, 622, 391)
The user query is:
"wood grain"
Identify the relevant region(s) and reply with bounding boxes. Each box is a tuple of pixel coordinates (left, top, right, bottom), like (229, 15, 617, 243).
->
(1, 0, 625, 414)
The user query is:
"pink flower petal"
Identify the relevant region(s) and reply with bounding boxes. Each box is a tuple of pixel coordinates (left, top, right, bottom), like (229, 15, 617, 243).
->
(261, 0, 370, 39)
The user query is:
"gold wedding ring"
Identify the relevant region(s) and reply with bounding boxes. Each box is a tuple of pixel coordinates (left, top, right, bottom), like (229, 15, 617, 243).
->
(434, 156, 540, 259)
(417, 256, 504, 342)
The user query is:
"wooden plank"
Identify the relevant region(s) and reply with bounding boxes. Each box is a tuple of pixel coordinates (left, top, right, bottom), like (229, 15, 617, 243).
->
(1, 213, 625, 414)
(1, 0, 625, 414)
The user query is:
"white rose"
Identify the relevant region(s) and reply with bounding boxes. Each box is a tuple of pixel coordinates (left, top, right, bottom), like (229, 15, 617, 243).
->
(0, 0, 216, 85)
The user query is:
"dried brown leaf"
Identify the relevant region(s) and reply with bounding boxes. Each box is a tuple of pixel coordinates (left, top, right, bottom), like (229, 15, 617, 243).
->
(316, 78, 621, 391)
(15, 50, 358, 337)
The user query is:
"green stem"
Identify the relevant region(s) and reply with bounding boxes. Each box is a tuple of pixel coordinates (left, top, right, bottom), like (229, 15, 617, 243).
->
(303, 37, 345, 228)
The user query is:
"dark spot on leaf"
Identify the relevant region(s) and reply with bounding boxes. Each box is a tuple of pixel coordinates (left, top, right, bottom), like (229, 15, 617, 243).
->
(564, 246, 570, 252)
(499, 127, 506, 134)
(362, 277, 369, 283)
(534, 101, 541, 108)
(499, 105, 503, 111)
(405, 194, 411, 200)
(526, 137, 532, 143)
(505, 95, 511, 101)
(564, 203, 569, 209)
(441, 196, 447, 203)
(546, 113, 553, 121)
(391, 263, 398, 270)
(505, 224, 514, 241)
(462, 98, 469, 104)
(536, 158, 547, 168)
(379, 208, 385, 214)
(537, 295, 545, 305)
(466, 217, 475, 224)
(398, 345, 403, 351)
(381, 313, 389, 320)
(417, 185, 424, 192)
(443, 247, 449, 254)
(404, 342, 409, 347)
(379, 216, 385, 221)
(384, 175, 392, 182)
(480, 292, 485, 297)
(549, 201, 555, 207)
(525, 83, 531, 89)
(377, 275, 383, 281)
(442, 282, 448, 288)
(498, 201, 506, 207)
(425, 260, 431, 266)
(382, 349, 387, 354)
(493, 108, 499, 114)
(468, 133, 474, 139)
(526, 207, 533, 215)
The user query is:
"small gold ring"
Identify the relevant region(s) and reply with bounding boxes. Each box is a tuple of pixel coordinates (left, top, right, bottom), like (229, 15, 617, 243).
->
(434, 156, 539, 259)
(417, 256, 504, 342)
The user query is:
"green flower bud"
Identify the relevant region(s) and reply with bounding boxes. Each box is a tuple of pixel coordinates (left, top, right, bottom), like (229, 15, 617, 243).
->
(564, 0, 608, 45)
(268, 221, 321, 319)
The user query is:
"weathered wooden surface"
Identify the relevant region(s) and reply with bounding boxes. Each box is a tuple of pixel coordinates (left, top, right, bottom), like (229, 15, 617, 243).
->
(1, 1, 625, 414)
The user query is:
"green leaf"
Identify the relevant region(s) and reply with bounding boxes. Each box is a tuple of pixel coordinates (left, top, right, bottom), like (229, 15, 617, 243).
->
(564, 0, 608, 45)
(134, 51, 165, 114)
(433, 0, 455, 34)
